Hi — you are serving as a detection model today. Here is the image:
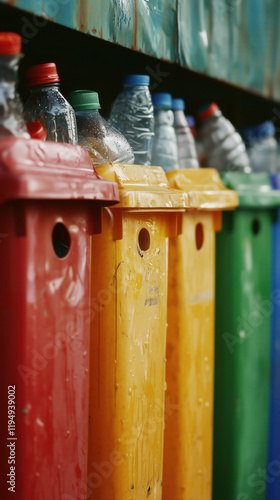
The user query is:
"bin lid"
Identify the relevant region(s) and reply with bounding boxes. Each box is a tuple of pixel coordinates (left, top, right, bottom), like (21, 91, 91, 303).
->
(95, 163, 188, 210)
(166, 169, 238, 211)
(220, 172, 280, 208)
(0, 137, 119, 204)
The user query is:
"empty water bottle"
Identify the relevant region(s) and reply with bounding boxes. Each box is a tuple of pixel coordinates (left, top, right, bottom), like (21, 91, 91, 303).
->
(67, 90, 134, 165)
(186, 115, 204, 165)
(197, 103, 251, 173)
(24, 63, 77, 144)
(186, 115, 197, 138)
(151, 93, 179, 172)
(109, 75, 154, 165)
(239, 121, 278, 174)
(172, 98, 199, 169)
(0, 32, 29, 138)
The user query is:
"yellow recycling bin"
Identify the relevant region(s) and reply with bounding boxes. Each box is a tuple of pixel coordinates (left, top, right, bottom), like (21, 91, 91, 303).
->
(87, 163, 188, 500)
(163, 169, 238, 500)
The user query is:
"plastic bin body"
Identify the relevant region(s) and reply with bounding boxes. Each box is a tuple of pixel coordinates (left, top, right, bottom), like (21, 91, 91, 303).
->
(162, 169, 238, 500)
(87, 163, 187, 500)
(0, 138, 119, 500)
(267, 174, 280, 500)
(213, 173, 280, 500)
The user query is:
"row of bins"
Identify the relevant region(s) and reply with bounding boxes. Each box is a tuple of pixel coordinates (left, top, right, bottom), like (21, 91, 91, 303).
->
(0, 136, 280, 500)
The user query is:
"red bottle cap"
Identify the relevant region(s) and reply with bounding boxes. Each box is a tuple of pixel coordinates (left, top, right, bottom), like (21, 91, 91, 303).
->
(0, 32, 21, 55)
(197, 103, 219, 121)
(26, 63, 60, 87)
(26, 120, 47, 140)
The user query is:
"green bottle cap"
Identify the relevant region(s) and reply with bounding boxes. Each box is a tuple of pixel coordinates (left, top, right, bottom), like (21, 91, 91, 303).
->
(67, 90, 101, 110)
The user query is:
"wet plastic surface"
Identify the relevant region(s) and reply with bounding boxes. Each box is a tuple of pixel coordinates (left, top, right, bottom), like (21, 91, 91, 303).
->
(152, 108, 179, 172)
(24, 85, 78, 144)
(173, 108, 199, 170)
(213, 173, 280, 500)
(198, 108, 251, 173)
(163, 169, 237, 500)
(240, 122, 278, 174)
(88, 162, 187, 500)
(0, 138, 119, 500)
(74, 108, 134, 165)
(0, 137, 119, 202)
(0, 52, 29, 139)
(110, 84, 154, 166)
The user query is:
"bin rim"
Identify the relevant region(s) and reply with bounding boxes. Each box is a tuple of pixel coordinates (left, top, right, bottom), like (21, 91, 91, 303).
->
(0, 137, 119, 205)
(166, 168, 238, 211)
(220, 171, 280, 208)
(95, 163, 189, 210)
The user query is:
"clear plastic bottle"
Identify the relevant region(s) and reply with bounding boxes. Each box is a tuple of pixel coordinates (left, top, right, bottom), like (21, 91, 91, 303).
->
(239, 121, 278, 174)
(172, 98, 199, 169)
(67, 90, 134, 165)
(23, 63, 77, 144)
(0, 32, 29, 138)
(151, 93, 179, 172)
(109, 74, 154, 165)
(187, 115, 204, 166)
(186, 115, 197, 138)
(197, 103, 251, 173)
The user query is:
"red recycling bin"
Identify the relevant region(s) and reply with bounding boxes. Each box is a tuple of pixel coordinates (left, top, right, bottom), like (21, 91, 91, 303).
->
(0, 138, 119, 500)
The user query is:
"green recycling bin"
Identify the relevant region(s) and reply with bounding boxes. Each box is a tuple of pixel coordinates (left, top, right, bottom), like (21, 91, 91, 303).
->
(213, 173, 280, 500)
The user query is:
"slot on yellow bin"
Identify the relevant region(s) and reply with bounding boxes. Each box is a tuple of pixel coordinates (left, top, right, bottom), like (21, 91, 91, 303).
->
(88, 163, 188, 500)
(163, 169, 238, 500)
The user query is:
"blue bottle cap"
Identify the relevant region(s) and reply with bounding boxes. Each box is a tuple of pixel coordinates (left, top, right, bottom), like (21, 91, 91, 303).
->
(152, 93, 173, 108)
(186, 115, 196, 128)
(172, 98, 185, 111)
(123, 75, 150, 86)
(239, 121, 276, 144)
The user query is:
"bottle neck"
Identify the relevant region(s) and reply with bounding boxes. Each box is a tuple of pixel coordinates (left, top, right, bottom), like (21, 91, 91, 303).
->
(123, 85, 148, 90)
(200, 110, 221, 124)
(75, 108, 100, 115)
(154, 106, 171, 111)
(173, 109, 187, 125)
(28, 82, 60, 94)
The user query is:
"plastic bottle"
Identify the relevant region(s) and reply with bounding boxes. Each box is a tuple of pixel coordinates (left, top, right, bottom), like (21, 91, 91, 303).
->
(239, 121, 278, 174)
(109, 75, 154, 165)
(186, 115, 197, 138)
(0, 32, 29, 138)
(197, 103, 251, 173)
(23, 63, 77, 144)
(67, 90, 134, 165)
(187, 114, 204, 165)
(151, 93, 179, 172)
(172, 98, 199, 169)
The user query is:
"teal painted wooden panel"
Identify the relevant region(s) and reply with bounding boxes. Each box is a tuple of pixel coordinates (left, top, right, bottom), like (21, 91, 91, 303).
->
(1, 0, 280, 100)
(178, 0, 280, 100)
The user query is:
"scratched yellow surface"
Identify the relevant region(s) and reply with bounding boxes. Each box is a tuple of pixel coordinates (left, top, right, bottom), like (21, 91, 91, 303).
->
(163, 212, 215, 500)
(88, 209, 172, 500)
